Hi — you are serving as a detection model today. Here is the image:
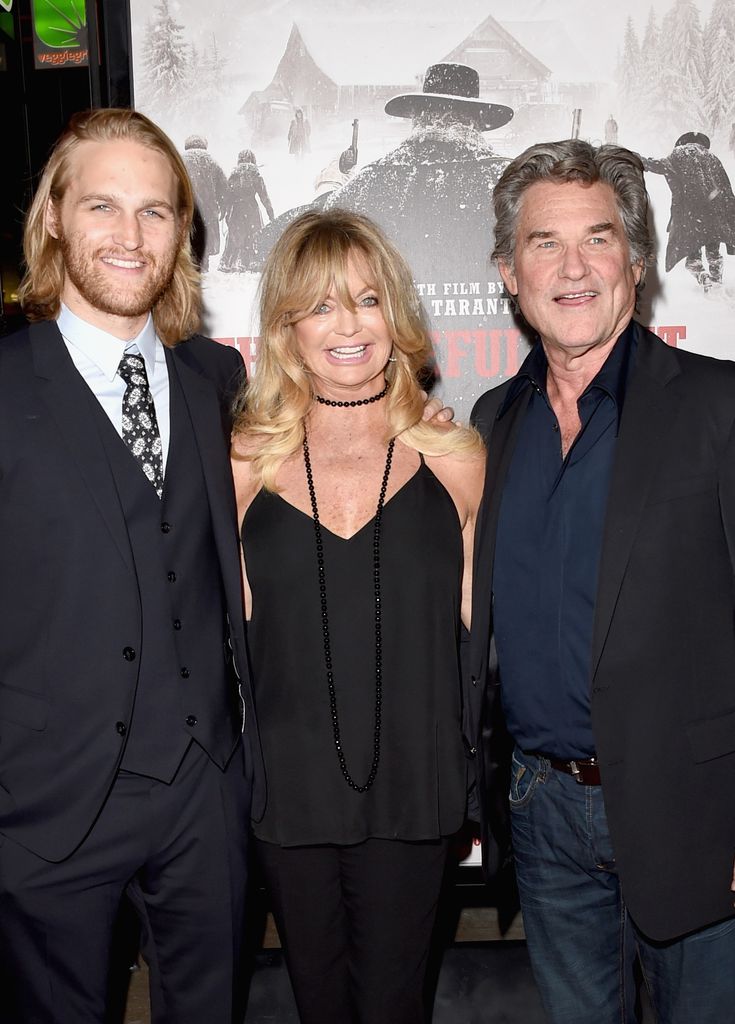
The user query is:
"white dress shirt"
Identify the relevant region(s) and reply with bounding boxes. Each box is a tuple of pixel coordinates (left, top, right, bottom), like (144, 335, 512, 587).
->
(57, 304, 171, 471)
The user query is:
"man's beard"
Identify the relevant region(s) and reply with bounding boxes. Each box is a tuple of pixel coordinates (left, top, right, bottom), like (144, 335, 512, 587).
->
(60, 231, 179, 319)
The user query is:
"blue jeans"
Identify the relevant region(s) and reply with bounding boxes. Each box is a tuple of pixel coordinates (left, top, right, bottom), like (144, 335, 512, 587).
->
(510, 748, 735, 1024)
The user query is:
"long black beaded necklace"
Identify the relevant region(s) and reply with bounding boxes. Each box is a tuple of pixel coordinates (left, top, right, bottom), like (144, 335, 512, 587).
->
(302, 431, 396, 792)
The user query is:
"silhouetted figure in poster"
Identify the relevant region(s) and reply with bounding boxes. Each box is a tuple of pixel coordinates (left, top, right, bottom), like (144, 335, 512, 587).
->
(604, 115, 618, 145)
(324, 63, 513, 285)
(253, 122, 361, 266)
(313, 156, 353, 198)
(288, 108, 311, 157)
(182, 135, 227, 266)
(220, 150, 275, 274)
(314, 120, 359, 198)
(642, 132, 735, 291)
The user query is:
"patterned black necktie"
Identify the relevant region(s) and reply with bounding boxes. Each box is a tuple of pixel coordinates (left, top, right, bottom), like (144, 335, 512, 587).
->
(117, 352, 164, 497)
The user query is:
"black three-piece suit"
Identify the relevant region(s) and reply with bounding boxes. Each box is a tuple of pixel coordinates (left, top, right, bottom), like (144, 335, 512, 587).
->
(0, 320, 264, 1022)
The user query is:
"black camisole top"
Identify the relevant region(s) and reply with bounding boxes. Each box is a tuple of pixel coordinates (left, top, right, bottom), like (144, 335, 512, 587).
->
(242, 457, 467, 846)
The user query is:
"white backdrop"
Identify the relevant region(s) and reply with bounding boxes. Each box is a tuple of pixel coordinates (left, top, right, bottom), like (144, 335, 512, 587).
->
(131, 0, 735, 417)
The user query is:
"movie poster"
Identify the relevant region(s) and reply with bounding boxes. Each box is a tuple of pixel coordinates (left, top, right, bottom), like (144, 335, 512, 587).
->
(130, 0, 735, 416)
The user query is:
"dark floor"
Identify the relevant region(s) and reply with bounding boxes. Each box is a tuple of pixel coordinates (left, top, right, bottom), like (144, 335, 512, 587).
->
(245, 943, 547, 1024)
(243, 946, 659, 1024)
(429, 944, 546, 1024)
(124, 942, 547, 1024)
(125, 941, 657, 1023)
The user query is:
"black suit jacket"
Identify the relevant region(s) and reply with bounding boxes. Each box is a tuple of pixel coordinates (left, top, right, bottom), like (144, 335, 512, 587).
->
(468, 323, 735, 941)
(0, 321, 264, 861)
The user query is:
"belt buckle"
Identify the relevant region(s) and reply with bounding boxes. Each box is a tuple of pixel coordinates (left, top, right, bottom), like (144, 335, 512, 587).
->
(569, 759, 584, 784)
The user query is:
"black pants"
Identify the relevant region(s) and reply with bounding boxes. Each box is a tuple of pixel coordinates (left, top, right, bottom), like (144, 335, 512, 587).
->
(0, 742, 251, 1024)
(256, 835, 450, 1024)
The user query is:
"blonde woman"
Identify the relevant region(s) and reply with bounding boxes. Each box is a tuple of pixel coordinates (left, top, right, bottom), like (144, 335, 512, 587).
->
(232, 210, 484, 1024)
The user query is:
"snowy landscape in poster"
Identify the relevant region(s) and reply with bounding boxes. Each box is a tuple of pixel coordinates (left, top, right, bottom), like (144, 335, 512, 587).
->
(131, 0, 735, 415)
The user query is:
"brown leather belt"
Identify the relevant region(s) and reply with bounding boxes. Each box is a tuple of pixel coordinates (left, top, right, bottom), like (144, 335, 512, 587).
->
(529, 752, 601, 785)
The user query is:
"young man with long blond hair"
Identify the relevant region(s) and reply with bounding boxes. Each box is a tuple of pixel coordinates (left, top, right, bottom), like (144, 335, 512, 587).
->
(0, 107, 263, 1024)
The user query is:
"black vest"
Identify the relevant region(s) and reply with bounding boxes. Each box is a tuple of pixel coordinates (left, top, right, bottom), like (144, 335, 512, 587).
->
(92, 358, 229, 781)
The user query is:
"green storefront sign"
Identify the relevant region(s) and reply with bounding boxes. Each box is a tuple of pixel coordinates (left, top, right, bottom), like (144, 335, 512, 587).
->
(31, 0, 88, 69)
(1, 0, 14, 46)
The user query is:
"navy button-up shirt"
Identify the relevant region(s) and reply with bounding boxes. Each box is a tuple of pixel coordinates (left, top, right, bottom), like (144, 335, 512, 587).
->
(492, 323, 636, 758)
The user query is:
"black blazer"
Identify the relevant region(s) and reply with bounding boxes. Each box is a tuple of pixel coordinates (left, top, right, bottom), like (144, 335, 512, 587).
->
(0, 321, 264, 861)
(468, 323, 735, 941)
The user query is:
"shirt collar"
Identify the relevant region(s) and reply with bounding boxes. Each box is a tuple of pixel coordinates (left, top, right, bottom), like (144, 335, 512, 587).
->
(57, 304, 160, 382)
(498, 320, 637, 424)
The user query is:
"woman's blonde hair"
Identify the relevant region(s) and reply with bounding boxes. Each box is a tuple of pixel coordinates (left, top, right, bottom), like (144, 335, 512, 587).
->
(234, 209, 481, 490)
(18, 107, 201, 346)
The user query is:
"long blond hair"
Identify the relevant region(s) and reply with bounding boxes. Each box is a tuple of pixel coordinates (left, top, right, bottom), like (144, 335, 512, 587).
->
(233, 209, 481, 490)
(18, 107, 201, 346)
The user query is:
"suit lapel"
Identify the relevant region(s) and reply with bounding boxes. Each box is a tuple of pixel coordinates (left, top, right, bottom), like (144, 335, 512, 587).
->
(470, 388, 532, 676)
(31, 321, 135, 574)
(590, 326, 682, 679)
(167, 348, 242, 622)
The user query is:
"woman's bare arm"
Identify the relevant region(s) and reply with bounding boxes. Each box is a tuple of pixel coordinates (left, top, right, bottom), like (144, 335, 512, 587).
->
(425, 448, 486, 629)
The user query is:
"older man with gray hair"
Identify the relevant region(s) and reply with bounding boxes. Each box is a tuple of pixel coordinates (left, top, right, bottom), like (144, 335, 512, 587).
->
(467, 139, 735, 1023)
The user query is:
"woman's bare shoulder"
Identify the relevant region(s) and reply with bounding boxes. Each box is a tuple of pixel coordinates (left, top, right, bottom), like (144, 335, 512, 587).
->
(424, 443, 486, 477)
(424, 446, 486, 519)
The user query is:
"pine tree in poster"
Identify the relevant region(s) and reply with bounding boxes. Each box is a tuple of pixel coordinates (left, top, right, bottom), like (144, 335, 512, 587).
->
(139, 0, 190, 114)
(703, 0, 735, 51)
(639, 7, 665, 141)
(617, 16, 643, 129)
(703, 0, 735, 137)
(201, 34, 226, 109)
(181, 33, 227, 125)
(655, 0, 705, 135)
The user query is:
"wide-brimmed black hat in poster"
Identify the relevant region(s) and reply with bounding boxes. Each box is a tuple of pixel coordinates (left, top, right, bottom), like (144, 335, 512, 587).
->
(131, 0, 735, 415)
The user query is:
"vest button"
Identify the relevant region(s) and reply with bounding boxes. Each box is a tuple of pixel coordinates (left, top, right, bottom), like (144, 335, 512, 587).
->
(122, 647, 136, 661)
(116, 721, 127, 736)
(167, 571, 177, 582)
(186, 715, 197, 727)
(180, 667, 190, 679)
(173, 619, 182, 630)
(161, 521, 171, 533)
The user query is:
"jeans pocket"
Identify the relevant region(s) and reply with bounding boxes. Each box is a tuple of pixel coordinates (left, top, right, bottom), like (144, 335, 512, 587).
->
(508, 751, 541, 808)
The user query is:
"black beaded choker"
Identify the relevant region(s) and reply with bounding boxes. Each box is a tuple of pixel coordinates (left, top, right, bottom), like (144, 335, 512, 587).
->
(314, 383, 388, 408)
(302, 432, 396, 792)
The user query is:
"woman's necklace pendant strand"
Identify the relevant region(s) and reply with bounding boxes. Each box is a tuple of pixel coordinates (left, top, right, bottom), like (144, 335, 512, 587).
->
(314, 384, 389, 408)
(302, 433, 396, 792)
